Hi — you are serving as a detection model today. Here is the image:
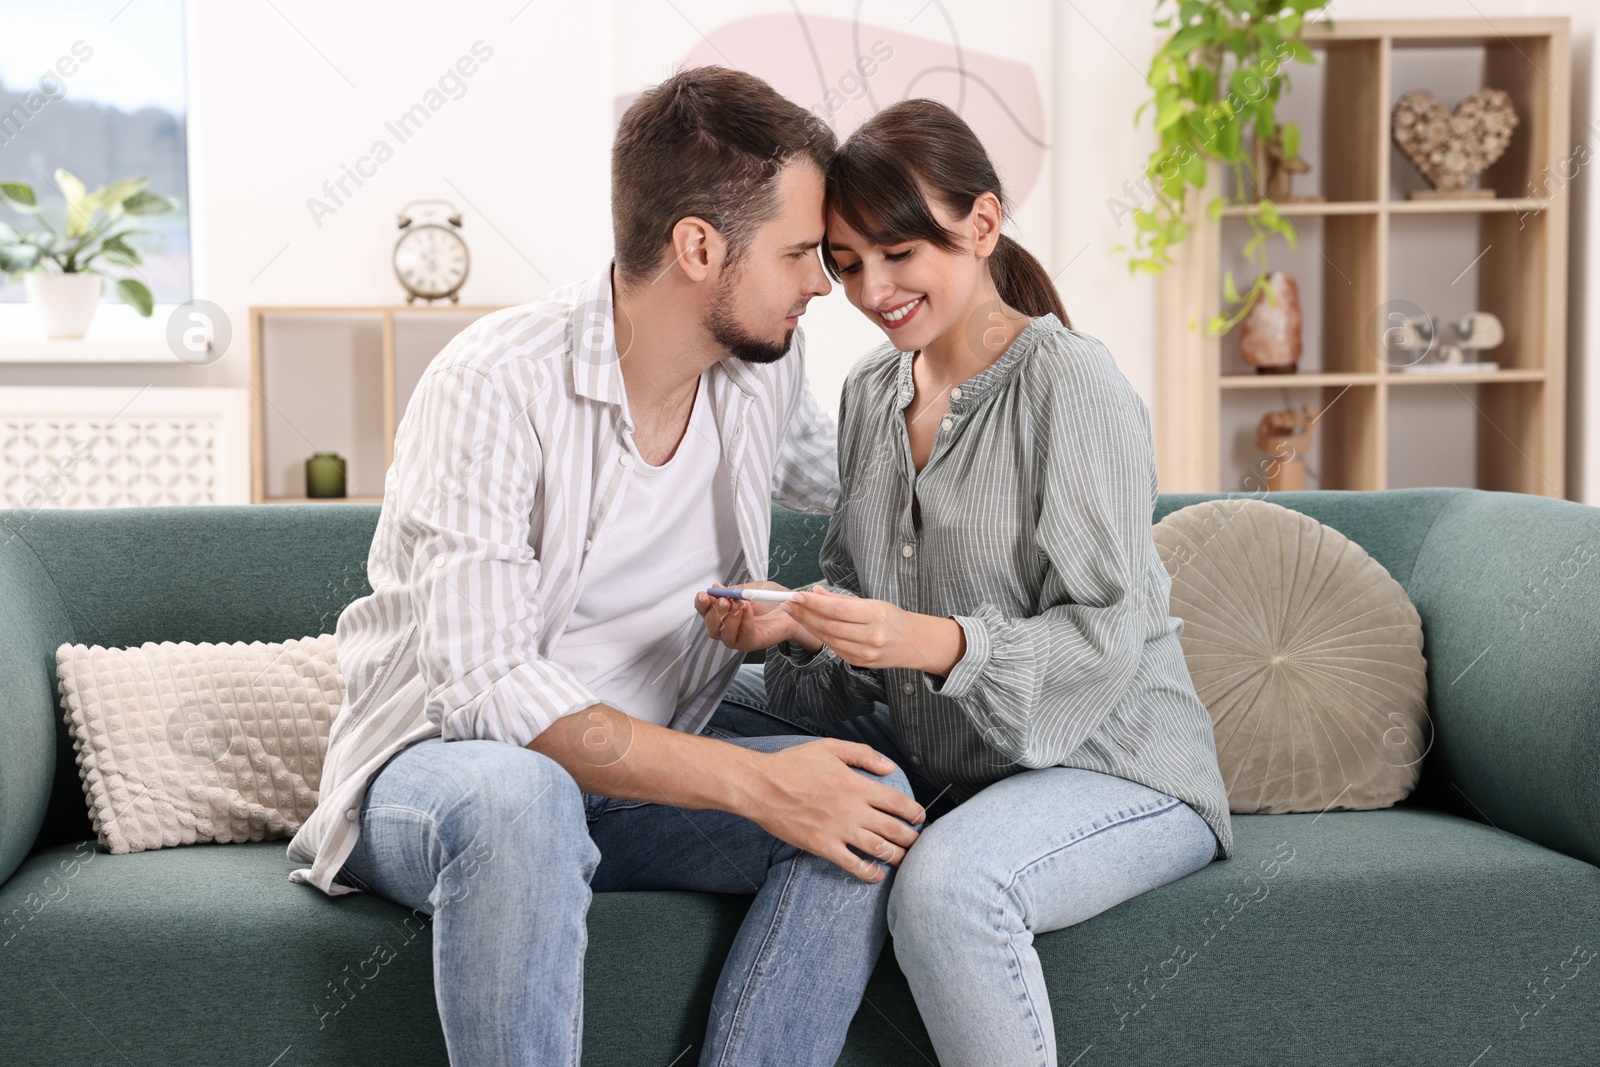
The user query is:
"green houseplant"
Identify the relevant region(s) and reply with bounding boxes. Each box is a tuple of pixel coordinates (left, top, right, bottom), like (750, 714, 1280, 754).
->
(1118, 0, 1332, 335)
(0, 169, 176, 338)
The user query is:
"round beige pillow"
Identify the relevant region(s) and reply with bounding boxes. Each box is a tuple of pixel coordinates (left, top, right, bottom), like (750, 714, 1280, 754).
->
(1152, 499, 1429, 814)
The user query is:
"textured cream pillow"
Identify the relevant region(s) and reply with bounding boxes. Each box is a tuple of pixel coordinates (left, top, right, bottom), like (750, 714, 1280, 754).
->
(1152, 499, 1429, 814)
(55, 634, 343, 854)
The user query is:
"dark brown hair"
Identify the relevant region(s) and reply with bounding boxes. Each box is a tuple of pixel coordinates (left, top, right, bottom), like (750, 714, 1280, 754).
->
(611, 66, 837, 288)
(823, 99, 1070, 326)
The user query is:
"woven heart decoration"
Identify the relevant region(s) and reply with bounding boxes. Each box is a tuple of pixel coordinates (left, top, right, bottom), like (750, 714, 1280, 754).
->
(1392, 88, 1519, 192)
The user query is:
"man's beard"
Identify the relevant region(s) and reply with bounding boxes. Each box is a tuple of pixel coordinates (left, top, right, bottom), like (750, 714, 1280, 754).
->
(703, 274, 792, 365)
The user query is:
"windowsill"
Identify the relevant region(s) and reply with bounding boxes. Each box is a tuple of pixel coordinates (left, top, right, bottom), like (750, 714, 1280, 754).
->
(0, 303, 186, 362)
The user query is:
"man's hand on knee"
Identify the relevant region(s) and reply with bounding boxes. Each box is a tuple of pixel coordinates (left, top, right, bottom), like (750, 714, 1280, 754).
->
(742, 738, 924, 883)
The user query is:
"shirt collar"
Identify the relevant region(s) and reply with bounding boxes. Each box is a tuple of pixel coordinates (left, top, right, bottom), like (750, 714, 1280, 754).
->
(572, 261, 765, 415)
(894, 311, 1062, 413)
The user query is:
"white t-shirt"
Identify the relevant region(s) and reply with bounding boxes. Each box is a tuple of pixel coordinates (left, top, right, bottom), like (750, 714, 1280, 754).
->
(548, 371, 741, 726)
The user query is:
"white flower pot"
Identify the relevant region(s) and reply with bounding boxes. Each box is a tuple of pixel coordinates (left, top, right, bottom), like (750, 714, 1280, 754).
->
(25, 272, 104, 339)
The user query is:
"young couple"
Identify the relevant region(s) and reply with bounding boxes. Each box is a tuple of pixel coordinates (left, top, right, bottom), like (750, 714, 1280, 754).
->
(286, 63, 1233, 1067)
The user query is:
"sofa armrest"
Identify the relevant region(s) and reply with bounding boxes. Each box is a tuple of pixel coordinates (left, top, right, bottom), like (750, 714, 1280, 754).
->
(0, 522, 77, 889)
(1407, 491, 1600, 868)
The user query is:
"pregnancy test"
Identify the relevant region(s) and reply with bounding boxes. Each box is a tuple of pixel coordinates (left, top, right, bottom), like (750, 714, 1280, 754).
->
(706, 585, 802, 603)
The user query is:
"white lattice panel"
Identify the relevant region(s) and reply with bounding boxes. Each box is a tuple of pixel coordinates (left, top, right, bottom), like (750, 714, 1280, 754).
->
(0, 387, 250, 507)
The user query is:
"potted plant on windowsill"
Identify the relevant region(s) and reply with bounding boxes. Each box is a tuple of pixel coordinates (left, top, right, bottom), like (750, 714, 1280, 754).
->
(0, 169, 176, 339)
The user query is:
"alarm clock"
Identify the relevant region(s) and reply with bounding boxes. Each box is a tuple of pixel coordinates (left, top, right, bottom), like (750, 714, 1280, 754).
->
(394, 199, 469, 304)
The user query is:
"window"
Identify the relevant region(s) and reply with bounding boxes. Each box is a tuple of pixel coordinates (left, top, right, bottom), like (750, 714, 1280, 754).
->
(0, 0, 190, 305)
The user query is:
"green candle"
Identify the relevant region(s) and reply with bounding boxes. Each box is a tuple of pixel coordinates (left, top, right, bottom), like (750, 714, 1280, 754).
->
(306, 452, 347, 498)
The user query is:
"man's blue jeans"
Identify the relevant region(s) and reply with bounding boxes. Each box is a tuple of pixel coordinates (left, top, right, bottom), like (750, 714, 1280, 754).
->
(711, 664, 1220, 1067)
(332, 673, 916, 1067)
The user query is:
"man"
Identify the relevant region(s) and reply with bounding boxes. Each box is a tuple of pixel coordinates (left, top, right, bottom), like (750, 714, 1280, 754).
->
(285, 65, 925, 1067)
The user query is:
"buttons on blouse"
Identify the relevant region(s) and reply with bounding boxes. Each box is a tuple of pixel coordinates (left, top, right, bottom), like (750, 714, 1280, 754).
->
(949, 386, 963, 401)
(910, 754, 923, 766)
(901, 681, 916, 695)
(901, 543, 916, 558)
(941, 417, 954, 432)
(345, 808, 357, 822)
(584, 539, 593, 552)
(619, 453, 632, 467)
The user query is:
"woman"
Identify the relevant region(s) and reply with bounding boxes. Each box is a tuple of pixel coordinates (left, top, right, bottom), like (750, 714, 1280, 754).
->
(696, 99, 1234, 1066)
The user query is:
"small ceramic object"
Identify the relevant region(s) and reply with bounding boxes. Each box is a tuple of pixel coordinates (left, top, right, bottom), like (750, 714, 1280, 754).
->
(306, 452, 347, 498)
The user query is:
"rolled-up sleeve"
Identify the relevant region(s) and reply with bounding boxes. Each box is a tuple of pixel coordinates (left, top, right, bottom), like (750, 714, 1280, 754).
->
(926, 335, 1157, 768)
(397, 362, 600, 746)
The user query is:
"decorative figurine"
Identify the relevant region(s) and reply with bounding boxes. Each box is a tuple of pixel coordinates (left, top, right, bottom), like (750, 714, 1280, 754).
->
(1392, 88, 1518, 198)
(1255, 404, 1319, 492)
(1250, 123, 1322, 203)
(1240, 271, 1303, 374)
(1396, 310, 1505, 373)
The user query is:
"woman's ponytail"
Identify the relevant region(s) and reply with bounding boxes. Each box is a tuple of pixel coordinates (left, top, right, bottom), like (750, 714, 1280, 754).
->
(991, 234, 1070, 327)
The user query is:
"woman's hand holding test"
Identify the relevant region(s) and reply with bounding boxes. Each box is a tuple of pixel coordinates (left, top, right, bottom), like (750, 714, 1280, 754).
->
(781, 585, 967, 677)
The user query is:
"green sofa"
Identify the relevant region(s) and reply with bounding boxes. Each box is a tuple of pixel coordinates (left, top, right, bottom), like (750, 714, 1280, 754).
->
(1, 488, 1597, 1066)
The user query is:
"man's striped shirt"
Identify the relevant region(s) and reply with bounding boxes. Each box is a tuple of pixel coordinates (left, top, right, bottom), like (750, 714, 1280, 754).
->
(286, 262, 840, 896)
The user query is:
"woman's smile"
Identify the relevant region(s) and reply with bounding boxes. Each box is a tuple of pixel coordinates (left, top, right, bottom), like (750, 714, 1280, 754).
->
(877, 295, 925, 329)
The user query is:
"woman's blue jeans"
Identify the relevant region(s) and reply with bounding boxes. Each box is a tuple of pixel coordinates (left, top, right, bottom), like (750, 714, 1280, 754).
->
(710, 664, 1219, 1067)
(332, 682, 915, 1067)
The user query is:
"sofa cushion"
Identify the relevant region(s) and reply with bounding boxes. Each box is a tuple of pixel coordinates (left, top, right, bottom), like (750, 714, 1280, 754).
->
(1152, 498, 1429, 814)
(4, 808, 1597, 1065)
(1152, 488, 1465, 596)
(55, 634, 343, 855)
(10, 503, 384, 857)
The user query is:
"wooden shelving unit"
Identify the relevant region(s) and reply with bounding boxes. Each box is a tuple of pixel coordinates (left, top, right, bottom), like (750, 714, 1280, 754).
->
(1155, 17, 1570, 497)
(249, 305, 508, 504)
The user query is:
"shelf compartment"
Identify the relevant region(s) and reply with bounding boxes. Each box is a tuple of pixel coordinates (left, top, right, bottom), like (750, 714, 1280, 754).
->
(1219, 383, 1381, 492)
(1386, 382, 1481, 489)
(1388, 380, 1554, 495)
(250, 305, 509, 504)
(1217, 36, 1384, 205)
(1386, 31, 1558, 203)
(1217, 212, 1380, 376)
(257, 312, 388, 501)
(1385, 207, 1549, 375)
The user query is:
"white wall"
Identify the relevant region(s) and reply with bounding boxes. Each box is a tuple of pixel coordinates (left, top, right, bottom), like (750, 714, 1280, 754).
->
(189, 1, 620, 346)
(1, 0, 1593, 501)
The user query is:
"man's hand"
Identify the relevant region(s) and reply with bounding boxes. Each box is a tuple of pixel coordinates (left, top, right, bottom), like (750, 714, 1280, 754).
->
(529, 700, 924, 883)
(781, 585, 965, 674)
(694, 580, 817, 653)
(744, 738, 925, 881)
